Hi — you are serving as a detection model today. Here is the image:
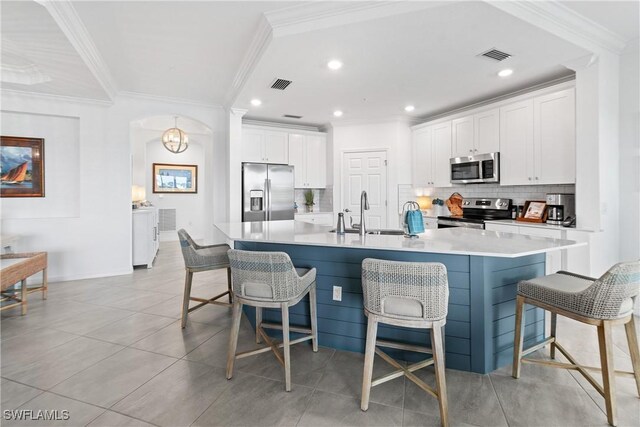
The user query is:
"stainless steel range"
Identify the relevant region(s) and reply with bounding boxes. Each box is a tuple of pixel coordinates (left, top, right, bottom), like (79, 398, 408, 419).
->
(437, 198, 512, 230)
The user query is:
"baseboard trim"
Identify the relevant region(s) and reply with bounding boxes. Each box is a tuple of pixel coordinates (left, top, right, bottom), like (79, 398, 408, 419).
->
(47, 269, 133, 284)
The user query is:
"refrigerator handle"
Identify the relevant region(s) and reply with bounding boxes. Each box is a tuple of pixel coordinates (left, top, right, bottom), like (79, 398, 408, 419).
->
(265, 179, 271, 221)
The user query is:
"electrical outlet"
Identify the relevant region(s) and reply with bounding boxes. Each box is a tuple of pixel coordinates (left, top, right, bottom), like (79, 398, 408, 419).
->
(332, 286, 342, 302)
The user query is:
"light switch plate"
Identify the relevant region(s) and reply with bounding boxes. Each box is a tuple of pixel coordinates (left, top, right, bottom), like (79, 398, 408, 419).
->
(332, 285, 342, 302)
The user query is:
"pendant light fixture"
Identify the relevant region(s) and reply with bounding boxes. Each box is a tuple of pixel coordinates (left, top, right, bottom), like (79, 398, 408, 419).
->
(162, 116, 189, 153)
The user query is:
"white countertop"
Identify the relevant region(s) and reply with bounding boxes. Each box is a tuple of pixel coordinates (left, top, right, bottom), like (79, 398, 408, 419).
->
(484, 219, 594, 232)
(214, 220, 586, 258)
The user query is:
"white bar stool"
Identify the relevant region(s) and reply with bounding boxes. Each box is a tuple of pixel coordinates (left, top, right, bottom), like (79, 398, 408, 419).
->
(512, 261, 640, 426)
(360, 258, 450, 427)
(226, 249, 318, 391)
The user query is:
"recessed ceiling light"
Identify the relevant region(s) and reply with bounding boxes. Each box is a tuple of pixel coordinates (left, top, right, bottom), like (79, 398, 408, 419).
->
(250, 99, 262, 106)
(333, 110, 343, 117)
(327, 60, 343, 70)
(498, 69, 513, 78)
(404, 105, 415, 112)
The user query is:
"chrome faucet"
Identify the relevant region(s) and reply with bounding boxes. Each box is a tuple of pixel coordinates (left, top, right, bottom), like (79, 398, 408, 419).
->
(351, 191, 370, 236)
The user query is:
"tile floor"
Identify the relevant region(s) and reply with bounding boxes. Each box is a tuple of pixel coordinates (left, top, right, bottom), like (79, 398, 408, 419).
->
(1, 242, 638, 427)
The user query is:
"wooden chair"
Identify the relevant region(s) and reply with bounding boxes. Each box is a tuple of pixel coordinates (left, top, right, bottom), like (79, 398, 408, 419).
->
(226, 249, 318, 391)
(177, 229, 232, 328)
(360, 258, 450, 427)
(512, 261, 640, 426)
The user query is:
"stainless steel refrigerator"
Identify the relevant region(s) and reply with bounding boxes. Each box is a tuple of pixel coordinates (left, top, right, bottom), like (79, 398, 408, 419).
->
(242, 163, 295, 222)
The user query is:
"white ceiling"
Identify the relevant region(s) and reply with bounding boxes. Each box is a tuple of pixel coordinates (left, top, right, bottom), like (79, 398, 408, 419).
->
(238, 1, 587, 125)
(562, 1, 639, 42)
(72, 1, 297, 104)
(0, 1, 636, 125)
(1, 1, 110, 99)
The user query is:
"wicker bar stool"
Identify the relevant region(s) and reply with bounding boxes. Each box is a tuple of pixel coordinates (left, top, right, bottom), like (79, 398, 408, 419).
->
(512, 261, 640, 426)
(360, 258, 450, 427)
(177, 229, 232, 328)
(226, 249, 318, 391)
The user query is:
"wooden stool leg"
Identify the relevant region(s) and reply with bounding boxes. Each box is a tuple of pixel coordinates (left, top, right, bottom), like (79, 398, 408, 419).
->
(282, 303, 292, 391)
(227, 267, 233, 303)
(624, 316, 640, 397)
(42, 267, 48, 300)
(20, 279, 27, 315)
(597, 322, 617, 426)
(226, 300, 243, 380)
(256, 307, 263, 344)
(360, 316, 378, 411)
(512, 295, 526, 378)
(550, 312, 557, 359)
(309, 284, 318, 352)
(432, 324, 449, 427)
(181, 270, 193, 328)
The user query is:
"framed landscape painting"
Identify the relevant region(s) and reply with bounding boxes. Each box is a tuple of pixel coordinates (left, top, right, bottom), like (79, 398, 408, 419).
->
(1, 136, 45, 198)
(153, 163, 197, 194)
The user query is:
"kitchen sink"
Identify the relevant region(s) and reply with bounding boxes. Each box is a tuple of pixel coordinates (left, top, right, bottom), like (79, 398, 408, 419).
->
(329, 228, 405, 236)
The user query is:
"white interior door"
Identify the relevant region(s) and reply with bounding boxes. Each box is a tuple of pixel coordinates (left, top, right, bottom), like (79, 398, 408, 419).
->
(342, 151, 387, 229)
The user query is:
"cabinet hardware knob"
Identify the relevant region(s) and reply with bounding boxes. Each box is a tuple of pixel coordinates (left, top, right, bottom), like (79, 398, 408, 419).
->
(528, 177, 532, 181)
(535, 177, 539, 180)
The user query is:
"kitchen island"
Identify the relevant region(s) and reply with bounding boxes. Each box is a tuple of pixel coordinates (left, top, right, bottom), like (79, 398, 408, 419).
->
(215, 220, 586, 374)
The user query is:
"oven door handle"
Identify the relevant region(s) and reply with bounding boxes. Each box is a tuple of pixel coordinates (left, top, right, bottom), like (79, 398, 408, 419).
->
(438, 219, 484, 230)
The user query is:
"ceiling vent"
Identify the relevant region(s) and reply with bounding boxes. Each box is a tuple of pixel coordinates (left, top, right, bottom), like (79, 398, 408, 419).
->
(270, 78, 292, 90)
(283, 114, 303, 119)
(479, 48, 512, 62)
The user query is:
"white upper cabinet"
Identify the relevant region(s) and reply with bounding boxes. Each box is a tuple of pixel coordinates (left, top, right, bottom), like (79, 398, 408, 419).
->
(288, 133, 327, 188)
(500, 99, 535, 185)
(451, 109, 499, 157)
(432, 122, 453, 187)
(241, 127, 288, 164)
(412, 122, 452, 188)
(451, 115, 474, 157)
(500, 88, 575, 185)
(533, 88, 576, 185)
(474, 108, 500, 154)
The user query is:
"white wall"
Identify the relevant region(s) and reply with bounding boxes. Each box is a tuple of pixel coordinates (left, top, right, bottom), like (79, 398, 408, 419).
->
(330, 120, 412, 228)
(144, 137, 207, 241)
(1, 111, 80, 219)
(1, 91, 226, 282)
(618, 39, 640, 262)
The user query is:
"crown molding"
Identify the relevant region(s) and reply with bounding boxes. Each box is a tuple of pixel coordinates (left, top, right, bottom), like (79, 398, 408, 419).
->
(329, 115, 420, 128)
(224, 15, 273, 107)
(38, 0, 118, 100)
(118, 91, 223, 110)
(1, 88, 113, 107)
(242, 118, 321, 132)
(486, 0, 628, 55)
(264, 1, 450, 37)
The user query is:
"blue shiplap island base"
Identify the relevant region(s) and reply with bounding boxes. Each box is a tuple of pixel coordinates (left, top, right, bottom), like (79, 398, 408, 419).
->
(236, 241, 546, 374)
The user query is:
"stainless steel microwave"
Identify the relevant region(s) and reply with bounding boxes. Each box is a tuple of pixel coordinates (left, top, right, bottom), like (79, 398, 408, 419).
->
(450, 152, 499, 184)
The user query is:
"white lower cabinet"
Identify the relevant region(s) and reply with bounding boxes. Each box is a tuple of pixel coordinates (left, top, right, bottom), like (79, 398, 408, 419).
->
(295, 213, 333, 226)
(424, 217, 438, 230)
(484, 222, 561, 274)
(132, 207, 159, 268)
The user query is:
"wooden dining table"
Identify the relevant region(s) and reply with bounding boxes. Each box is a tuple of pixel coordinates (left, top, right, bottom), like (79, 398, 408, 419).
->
(1, 252, 48, 315)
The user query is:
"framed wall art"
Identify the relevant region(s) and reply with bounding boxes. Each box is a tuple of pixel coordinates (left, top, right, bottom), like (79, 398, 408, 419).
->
(1, 136, 45, 198)
(153, 163, 197, 194)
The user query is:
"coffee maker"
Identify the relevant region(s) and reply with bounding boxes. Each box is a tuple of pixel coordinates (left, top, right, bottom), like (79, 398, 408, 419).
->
(546, 193, 576, 226)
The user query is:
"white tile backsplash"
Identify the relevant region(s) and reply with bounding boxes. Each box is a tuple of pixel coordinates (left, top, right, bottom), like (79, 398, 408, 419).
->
(294, 187, 333, 213)
(410, 183, 575, 206)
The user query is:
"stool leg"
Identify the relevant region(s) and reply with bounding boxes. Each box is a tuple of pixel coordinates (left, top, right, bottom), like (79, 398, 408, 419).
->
(227, 267, 233, 304)
(624, 316, 640, 397)
(597, 321, 617, 426)
(512, 295, 525, 378)
(282, 303, 292, 391)
(20, 279, 27, 315)
(309, 284, 318, 352)
(226, 300, 242, 380)
(361, 315, 378, 411)
(550, 312, 557, 359)
(432, 324, 449, 427)
(181, 270, 193, 328)
(255, 307, 263, 344)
